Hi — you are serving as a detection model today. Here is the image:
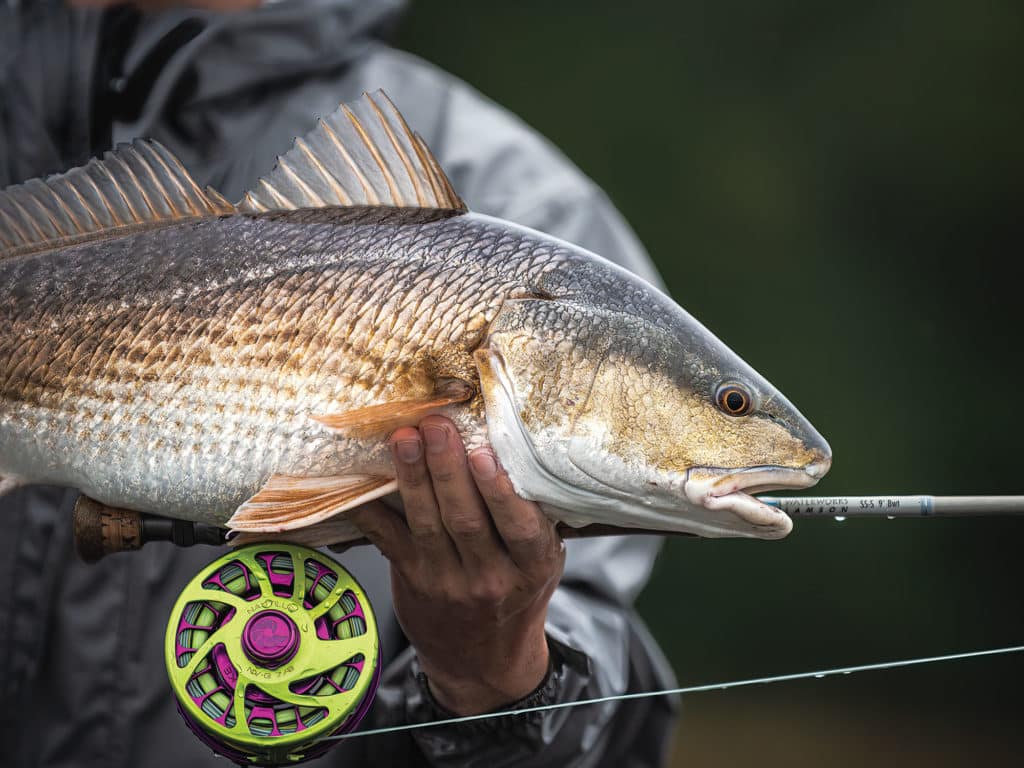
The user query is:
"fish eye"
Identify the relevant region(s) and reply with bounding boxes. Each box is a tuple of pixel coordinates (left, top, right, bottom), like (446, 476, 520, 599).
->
(715, 383, 753, 416)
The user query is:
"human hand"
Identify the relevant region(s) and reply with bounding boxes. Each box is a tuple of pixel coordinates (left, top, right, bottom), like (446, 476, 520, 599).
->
(346, 416, 565, 715)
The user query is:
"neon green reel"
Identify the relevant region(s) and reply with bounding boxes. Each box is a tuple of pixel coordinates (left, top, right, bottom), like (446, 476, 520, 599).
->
(165, 544, 380, 765)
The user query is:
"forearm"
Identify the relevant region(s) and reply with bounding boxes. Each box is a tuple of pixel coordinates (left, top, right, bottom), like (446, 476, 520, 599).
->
(385, 584, 674, 768)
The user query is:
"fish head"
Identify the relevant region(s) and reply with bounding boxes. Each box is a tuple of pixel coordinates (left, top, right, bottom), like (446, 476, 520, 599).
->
(476, 291, 831, 539)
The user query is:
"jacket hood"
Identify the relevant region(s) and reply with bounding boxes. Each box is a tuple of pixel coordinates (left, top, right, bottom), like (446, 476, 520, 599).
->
(116, 0, 405, 133)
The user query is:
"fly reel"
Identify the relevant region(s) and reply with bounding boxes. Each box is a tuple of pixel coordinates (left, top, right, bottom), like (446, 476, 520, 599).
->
(165, 544, 380, 765)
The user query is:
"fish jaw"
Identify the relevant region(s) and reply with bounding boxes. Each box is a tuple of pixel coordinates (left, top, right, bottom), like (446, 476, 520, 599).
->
(682, 460, 831, 539)
(477, 345, 827, 540)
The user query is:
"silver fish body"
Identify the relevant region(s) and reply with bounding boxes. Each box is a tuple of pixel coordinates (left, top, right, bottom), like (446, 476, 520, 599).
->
(1, 206, 828, 538)
(0, 92, 831, 541)
(1, 209, 554, 522)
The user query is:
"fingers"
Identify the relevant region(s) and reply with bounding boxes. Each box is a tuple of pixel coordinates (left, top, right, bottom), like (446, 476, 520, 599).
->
(467, 448, 562, 577)
(419, 416, 506, 568)
(345, 500, 413, 564)
(389, 426, 459, 565)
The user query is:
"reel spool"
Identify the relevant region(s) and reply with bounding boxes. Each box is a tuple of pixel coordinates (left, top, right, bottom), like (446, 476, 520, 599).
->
(165, 544, 380, 765)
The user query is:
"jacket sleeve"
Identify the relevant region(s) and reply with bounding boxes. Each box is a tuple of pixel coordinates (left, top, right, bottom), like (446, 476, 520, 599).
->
(347, 51, 679, 767)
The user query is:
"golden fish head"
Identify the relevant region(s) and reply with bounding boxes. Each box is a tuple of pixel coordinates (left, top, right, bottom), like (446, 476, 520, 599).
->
(476, 294, 831, 539)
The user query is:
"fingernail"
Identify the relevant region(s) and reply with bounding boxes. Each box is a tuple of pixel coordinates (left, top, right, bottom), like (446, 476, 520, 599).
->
(469, 450, 497, 479)
(394, 438, 422, 463)
(421, 424, 447, 454)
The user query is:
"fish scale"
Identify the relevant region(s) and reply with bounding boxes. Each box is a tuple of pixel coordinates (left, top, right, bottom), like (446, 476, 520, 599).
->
(0, 209, 565, 524)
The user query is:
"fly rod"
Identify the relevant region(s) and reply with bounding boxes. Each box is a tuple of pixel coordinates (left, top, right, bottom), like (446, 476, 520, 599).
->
(73, 494, 1024, 562)
(760, 495, 1024, 518)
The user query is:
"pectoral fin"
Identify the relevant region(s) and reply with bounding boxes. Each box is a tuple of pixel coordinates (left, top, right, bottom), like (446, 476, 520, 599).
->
(311, 378, 474, 438)
(230, 515, 366, 548)
(227, 473, 397, 533)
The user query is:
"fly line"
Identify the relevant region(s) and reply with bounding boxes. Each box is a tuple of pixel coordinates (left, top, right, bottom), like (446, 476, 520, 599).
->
(326, 644, 1024, 741)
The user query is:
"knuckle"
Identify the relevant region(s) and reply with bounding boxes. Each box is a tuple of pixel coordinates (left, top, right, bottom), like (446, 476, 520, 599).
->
(443, 510, 487, 537)
(440, 583, 470, 607)
(494, 471, 519, 499)
(348, 516, 383, 539)
(478, 481, 510, 508)
(359, 523, 384, 540)
(469, 576, 507, 604)
(354, 525, 396, 556)
(398, 465, 428, 489)
(428, 465, 459, 484)
(504, 518, 543, 545)
(407, 521, 444, 541)
(522, 537, 554, 565)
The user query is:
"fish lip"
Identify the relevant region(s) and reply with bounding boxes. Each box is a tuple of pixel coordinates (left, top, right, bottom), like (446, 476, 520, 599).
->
(683, 463, 827, 538)
(706, 462, 829, 496)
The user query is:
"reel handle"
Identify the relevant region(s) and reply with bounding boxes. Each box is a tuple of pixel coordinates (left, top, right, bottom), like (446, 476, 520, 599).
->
(73, 496, 226, 563)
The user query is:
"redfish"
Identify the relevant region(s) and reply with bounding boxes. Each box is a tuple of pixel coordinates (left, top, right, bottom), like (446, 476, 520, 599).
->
(0, 92, 830, 543)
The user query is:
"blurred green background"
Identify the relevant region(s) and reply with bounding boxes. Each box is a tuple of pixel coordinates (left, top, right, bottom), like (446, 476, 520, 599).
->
(399, 2, 1023, 766)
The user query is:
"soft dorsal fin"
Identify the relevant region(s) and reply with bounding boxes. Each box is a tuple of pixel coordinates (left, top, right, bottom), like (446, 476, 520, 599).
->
(0, 140, 234, 259)
(238, 90, 466, 213)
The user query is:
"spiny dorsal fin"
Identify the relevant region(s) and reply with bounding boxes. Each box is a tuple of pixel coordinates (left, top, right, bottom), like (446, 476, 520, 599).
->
(0, 139, 234, 259)
(239, 90, 466, 213)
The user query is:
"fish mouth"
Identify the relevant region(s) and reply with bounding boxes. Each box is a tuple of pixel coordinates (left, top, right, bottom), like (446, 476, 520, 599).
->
(684, 459, 830, 539)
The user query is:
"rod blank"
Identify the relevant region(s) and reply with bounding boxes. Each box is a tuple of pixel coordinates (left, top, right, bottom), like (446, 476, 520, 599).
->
(759, 495, 1024, 518)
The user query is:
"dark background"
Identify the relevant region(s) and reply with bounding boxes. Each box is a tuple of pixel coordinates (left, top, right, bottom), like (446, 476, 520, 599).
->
(399, 2, 1023, 766)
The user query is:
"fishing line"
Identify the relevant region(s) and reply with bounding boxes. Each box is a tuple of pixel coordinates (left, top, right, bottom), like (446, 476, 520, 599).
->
(325, 643, 1024, 741)
(158, 506, 1024, 760)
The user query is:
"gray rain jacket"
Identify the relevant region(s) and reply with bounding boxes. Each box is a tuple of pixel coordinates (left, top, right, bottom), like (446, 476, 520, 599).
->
(0, 1, 678, 766)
